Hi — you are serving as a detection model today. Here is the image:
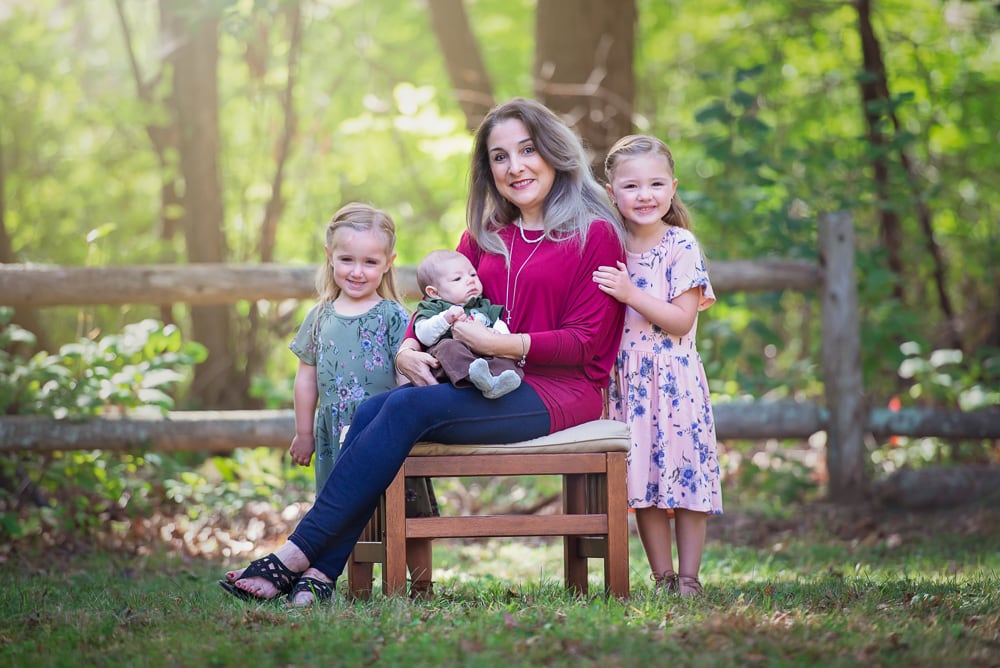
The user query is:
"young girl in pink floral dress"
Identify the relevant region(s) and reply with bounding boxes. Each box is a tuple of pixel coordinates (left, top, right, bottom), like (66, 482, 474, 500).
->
(593, 135, 723, 597)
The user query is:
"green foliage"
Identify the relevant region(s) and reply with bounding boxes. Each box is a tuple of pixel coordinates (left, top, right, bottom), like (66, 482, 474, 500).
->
(869, 342, 1000, 472)
(0, 310, 207, 418)
(896, 341, 999, 411)
(724, 445, 821, 516)
(0, 311, 208, 538)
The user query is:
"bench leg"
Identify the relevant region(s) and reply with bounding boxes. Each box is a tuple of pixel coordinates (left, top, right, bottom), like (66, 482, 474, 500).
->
(563, 473, 589, 595)
(605, 452, 629, 599)
(347, 497, 386, 601)
(383, 467, 408, 596)
(347, 554, 375, 601)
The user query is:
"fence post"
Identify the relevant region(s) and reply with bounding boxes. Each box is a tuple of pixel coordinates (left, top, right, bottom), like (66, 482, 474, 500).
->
(819, 212, 868, 501)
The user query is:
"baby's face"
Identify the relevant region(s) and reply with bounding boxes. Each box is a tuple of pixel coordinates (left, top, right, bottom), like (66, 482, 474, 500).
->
(431, 256, 483, 304)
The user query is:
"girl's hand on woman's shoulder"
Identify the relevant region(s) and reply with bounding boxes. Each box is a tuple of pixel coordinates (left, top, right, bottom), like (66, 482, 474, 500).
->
(592, 261, 634, 304)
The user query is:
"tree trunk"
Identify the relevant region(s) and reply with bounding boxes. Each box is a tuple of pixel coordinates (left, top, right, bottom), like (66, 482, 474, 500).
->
(854, 0, 960, 350)
(245, 3, 303, 409)
(115, 0, 182, 327)
(534, 0, 635, 178)
(855, 0, 904, 303)
(427, 0, 496, 132)
(164, 1, 243, 408)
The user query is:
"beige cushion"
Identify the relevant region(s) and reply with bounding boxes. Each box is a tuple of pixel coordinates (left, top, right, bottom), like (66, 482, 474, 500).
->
(409, 419, 630, 456)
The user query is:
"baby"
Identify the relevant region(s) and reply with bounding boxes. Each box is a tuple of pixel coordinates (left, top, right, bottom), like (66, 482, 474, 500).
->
(413, 250, 524, 399)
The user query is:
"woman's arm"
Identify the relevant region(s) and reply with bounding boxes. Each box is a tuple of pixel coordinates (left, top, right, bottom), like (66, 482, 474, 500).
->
(522, 221, 626, 369)
(452, 320, 529, 366)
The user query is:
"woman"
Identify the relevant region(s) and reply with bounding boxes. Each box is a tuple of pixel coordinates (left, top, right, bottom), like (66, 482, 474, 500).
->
(222, 97, 626, 605)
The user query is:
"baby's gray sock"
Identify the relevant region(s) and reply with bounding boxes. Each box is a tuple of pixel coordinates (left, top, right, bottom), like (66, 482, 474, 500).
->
(468, 358, 495, 395)
(484, 369, 521, 399)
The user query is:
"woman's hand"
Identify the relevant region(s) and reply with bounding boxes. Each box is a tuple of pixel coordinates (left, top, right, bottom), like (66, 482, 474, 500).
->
(451, 318, 494, 355)
(394, 343, 440, 386)
(592, 261, 634, 305)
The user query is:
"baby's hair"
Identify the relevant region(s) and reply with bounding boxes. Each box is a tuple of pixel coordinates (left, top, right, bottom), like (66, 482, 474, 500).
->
(604, 134, 692, 231)
(317, 202, 401, 303)
(416, 249, 467, 297)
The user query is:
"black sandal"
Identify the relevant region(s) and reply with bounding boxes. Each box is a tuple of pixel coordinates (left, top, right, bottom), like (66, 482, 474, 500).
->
(287, 576, 335, 607)
(218, 553, 300, 602)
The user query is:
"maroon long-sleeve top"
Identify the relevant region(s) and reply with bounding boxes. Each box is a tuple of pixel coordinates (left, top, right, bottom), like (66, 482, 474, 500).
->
(455, 220, 626, 433)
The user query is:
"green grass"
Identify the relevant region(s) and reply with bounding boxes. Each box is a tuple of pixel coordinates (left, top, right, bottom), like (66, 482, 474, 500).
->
(2, 511, 998, 668)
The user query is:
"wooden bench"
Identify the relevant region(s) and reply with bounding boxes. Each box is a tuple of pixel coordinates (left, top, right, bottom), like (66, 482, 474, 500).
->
(347, 419, 631, 599)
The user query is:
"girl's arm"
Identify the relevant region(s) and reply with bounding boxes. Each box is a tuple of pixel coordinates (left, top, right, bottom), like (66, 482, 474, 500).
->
(289, 361, 318, 466)
(594, 260, 700, 336)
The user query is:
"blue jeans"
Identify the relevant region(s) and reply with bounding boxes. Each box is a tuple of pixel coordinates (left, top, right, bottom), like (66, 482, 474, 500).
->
(288, 381, 550, 579)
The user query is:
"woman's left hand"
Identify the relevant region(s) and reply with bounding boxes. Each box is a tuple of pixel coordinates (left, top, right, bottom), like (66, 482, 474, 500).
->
(451, 318, 494, 355)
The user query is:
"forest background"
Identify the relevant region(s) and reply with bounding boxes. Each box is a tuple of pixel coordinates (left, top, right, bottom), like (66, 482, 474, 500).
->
(0, 0, 998, 545)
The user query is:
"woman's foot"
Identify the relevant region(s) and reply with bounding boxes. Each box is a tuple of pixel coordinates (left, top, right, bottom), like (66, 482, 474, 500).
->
(287, 569, 335, 607)
(221, 543, 310, 600)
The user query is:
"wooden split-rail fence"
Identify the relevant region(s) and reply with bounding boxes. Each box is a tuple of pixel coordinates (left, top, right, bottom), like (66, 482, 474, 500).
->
(1, 213, 997, 501)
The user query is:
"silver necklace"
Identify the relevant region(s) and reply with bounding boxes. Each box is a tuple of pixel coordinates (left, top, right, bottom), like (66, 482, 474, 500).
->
(504, 226, 544, 324)
(517, 217, 545, 244)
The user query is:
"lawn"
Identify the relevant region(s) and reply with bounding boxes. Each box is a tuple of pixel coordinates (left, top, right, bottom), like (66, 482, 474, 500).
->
(1, 501, 997, 667)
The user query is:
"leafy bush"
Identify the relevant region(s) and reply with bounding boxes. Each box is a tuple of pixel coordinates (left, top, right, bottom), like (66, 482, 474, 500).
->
(869, 342, 1000, 473)
(0, 309, 212, 539)
(0, 309, 207, 418)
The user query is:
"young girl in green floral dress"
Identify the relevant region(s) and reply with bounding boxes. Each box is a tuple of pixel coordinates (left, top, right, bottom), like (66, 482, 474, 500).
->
(286, 202, 437, 605)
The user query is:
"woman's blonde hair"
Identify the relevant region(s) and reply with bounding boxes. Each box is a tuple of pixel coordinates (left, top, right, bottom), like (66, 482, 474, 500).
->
(467, 97, 623, 262)
(316, 202, 401, 303)
(604, 134, 692, 231)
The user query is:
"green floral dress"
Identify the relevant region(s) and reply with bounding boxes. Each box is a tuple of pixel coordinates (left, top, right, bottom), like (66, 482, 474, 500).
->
(289, 299, 439, 517)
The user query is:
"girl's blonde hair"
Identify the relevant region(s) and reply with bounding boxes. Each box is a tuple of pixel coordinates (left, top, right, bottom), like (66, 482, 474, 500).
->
(316, 202, 401, 303)
(467, 97, 623, 263)
(604, 134, 692, 231)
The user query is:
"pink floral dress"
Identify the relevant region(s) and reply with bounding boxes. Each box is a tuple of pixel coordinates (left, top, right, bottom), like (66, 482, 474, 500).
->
(608, 226, 723, 514)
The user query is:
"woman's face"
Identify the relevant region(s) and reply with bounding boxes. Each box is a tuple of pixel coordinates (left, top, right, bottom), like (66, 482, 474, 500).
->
(486, 118, 555, 226)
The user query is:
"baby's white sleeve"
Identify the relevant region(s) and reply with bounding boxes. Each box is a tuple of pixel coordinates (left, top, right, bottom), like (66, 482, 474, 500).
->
(492, 319, 511, 335)
(415, 313, 452, 346)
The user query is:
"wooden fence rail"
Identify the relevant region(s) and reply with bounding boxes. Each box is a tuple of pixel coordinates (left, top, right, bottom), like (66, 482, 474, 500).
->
(2, 404, 997, 454)
(0, 260, 820, 306)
